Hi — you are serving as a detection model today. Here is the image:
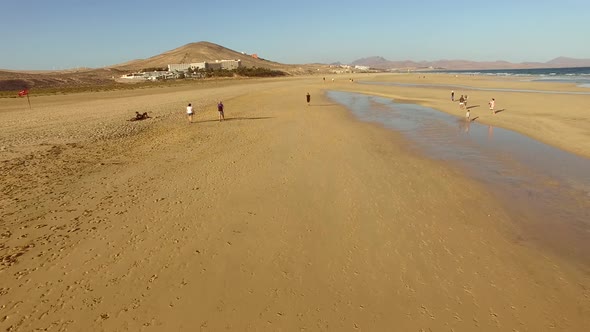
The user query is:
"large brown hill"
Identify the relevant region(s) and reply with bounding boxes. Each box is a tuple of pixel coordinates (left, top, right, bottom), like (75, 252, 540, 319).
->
(0, 42, 329, 91)
(114, 41, 290, 71)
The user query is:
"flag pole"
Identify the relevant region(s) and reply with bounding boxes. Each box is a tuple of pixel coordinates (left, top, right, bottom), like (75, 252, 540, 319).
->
(26, 94, 31, 109)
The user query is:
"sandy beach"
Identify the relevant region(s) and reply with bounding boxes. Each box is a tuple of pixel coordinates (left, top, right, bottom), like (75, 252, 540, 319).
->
(1, 75, 589, 331)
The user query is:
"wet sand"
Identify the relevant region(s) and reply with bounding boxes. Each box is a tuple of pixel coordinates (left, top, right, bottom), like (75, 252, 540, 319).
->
(336, 73, 590, 158)
(328, 90, 590, 270)
(1, 76, 589, 331)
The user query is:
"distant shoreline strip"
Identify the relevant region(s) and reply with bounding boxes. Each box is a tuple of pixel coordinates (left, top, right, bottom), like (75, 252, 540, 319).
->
(359, 81, 590, 95)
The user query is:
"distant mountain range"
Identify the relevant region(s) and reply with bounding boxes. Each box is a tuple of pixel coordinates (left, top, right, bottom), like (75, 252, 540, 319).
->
(2, 41, 589, 91)
(349, 56, 590, 70)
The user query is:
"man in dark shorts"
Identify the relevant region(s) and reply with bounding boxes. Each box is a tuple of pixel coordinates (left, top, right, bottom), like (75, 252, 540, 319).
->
(217, 101, 225, 122)
(306, 92, 311, 106)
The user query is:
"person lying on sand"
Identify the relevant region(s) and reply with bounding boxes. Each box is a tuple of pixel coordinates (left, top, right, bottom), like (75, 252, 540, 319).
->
(128, 112, 150, 121)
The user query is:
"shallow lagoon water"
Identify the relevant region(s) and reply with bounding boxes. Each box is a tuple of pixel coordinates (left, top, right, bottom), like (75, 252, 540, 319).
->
(328, 90, 590, 265)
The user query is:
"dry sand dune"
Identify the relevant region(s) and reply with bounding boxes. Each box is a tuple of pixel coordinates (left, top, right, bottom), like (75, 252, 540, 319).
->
(1, 76, 589, 331)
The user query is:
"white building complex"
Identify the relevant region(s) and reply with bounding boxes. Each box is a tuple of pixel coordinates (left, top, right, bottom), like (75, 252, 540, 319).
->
(120, 59, 242, 81)
(167, 59, 241, 72)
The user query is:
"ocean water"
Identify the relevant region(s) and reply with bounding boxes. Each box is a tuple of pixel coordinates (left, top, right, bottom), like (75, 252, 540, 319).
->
(435, 67, 590, 88)
(360, 81, 590, 95)
(327, 90, 590, 266)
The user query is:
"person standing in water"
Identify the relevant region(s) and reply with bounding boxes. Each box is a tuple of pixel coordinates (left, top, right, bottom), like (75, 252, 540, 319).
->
(217, 101, 225, 122)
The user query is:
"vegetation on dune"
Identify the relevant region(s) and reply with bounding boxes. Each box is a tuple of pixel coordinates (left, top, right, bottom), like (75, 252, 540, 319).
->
(235, 67, 286, 77)
(0, 66, 288, 97)
(139, 67, 168, 72)
(0, 79, 30, 91)
(187, 67, 286, 78)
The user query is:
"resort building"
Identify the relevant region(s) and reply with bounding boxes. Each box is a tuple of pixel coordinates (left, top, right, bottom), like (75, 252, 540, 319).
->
(167, 59, 241, 72)
(218, 59, 241, 70)
(167, 64, 191, 72)
(121, 59, 242, 81)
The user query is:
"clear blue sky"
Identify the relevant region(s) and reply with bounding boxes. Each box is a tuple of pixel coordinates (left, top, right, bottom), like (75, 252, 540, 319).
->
(1, 0, 589, 70)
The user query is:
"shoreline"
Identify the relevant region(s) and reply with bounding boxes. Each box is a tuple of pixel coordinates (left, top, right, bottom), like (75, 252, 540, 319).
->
(1, 77, 589, 330)
(359, 80, 590, 95)
(329, 73, 590, 158)
(325, 89, 590, 271)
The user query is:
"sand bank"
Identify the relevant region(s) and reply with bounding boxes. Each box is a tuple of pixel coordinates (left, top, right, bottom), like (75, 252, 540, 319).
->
(333, 73, 590, 158)
(1, 77, 589, 330)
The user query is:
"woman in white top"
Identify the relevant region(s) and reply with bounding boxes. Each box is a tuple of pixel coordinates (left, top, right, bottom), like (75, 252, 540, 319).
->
(186, 103, 194, 123)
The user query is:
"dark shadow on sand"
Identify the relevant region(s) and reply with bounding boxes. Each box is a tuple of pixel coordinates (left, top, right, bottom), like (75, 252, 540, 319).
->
(467, 105, 480, 110)
(470, 116, 479, 122)
(494, 109, 506, 114)
(309, 103, 338, 107)
(195, 116, 273, 124)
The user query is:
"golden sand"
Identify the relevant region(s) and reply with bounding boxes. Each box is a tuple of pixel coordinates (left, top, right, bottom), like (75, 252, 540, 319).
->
(0, 76, 589, 331)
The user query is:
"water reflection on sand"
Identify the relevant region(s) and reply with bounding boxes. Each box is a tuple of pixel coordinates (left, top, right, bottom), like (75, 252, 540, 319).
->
(328, 90, 590, 266)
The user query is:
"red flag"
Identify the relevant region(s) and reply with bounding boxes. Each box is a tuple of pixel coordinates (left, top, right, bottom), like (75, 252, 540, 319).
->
(18, 89, 29, 97)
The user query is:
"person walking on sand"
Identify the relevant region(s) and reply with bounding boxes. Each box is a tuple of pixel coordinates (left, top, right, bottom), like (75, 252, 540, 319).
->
(186, 103, 194, 123)
(489, 98, 496, 114)
(217, 101, 225, 122)
(451, 90, 455, 101)
(459, 95, 465, 110)
(306, 92, 311, 106)
(466, 108, 470, 121)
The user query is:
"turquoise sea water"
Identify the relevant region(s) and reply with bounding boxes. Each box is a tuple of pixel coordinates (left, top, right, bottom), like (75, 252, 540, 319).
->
(433, 67, 590, 88)
(360, 81, 590, 95)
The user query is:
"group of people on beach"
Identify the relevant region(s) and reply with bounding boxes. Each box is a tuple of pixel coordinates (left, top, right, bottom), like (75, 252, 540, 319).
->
(451, 90, 496, 120)
(186, 101, 225, 123)
(183, 91, 313, 125)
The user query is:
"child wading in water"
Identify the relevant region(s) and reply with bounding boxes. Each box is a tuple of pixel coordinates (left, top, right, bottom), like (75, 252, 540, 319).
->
(217, 101, 225, 122)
